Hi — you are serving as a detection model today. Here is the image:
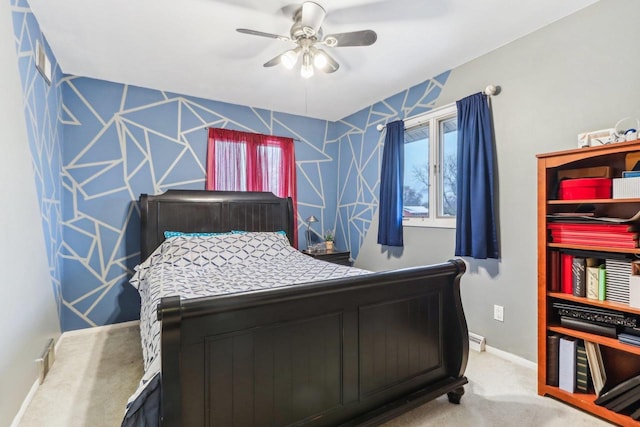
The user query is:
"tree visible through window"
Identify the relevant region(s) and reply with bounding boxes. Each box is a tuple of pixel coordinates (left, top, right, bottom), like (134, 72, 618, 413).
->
(402, 105, 457, 228)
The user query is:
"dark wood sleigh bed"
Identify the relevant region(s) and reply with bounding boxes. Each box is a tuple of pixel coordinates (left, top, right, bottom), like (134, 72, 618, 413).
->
(139, 189, 469, 426)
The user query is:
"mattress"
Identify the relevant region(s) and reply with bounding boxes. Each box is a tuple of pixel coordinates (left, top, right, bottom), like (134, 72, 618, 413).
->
(121, 231, 369, 426)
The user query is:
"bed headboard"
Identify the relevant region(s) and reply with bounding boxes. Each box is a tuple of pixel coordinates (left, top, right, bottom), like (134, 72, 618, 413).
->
(139, 190, 295, 260)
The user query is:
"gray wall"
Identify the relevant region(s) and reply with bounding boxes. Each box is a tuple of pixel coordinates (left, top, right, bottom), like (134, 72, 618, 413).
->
(0, 1, 60, 424)
(356, 0, 640, 362)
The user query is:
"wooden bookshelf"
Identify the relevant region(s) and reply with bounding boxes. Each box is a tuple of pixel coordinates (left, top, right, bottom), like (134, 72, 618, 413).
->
(538, 142, 640, 426)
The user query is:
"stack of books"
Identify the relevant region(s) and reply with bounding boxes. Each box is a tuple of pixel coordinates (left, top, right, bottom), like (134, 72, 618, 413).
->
(548, 336, 606, 397)
(619, 326, 640, 347)
(595, 374, 640, 418)
(548, 223, 639, 248)
(553, 301, 637, 338)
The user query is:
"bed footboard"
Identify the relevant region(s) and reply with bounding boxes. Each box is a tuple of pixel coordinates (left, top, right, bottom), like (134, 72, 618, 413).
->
(158, 259, 468, 426)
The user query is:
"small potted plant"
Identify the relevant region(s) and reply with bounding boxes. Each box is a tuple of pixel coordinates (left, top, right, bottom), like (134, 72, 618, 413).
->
(324, 230, 335, 251)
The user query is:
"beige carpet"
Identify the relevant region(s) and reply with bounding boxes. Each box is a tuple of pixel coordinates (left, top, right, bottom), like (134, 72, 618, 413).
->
(18, 323, 611, 427)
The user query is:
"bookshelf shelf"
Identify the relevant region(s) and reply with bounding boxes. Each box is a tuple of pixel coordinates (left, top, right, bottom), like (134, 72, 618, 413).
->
(547, 242, 640, 254)
(548, 326, 640, 355)
(539, 385, 640, 426)
(538, 142, 640, 426)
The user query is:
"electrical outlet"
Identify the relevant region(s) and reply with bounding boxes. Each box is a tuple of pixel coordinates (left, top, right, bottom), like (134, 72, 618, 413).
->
(493, 304, 504, 322)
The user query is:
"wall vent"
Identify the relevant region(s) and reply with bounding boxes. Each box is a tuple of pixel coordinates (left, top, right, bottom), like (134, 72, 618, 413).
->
(469, 332, 486, 352)
(36, 338, 55, 384)
(35, 39, 52, 86)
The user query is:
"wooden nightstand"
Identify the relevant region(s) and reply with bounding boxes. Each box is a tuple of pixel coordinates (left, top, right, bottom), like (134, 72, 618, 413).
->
(301, 249, 352, 266)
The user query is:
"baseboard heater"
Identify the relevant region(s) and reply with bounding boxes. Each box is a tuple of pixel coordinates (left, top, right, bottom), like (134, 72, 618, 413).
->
(36, 338, 55, 384)
(469, 331, 486, 352)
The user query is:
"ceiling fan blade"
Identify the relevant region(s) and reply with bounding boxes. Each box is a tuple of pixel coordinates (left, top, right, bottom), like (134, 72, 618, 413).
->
(299, 2, 326, 36)
(263, 53, 284, 67)
(236, 28, 290, 42)
(324, 30, 377, 47)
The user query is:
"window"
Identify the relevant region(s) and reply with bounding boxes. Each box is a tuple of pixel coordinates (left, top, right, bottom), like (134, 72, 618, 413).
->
(402, 105, 457, 228)
(205, 128, 298, 244)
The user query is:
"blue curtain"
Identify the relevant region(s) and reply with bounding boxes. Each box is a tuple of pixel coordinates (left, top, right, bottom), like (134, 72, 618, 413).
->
(455, 93, 499, 259)
(378, 120, 405, 247)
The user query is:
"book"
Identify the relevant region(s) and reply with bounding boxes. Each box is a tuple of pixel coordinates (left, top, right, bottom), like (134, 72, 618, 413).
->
(575, 341, 591, 393)
(630, 274, 640, 308)
(599, 264, 606, 301)
(595, 374, 640, 406)
(547, 208, 640, 224)
(549, 228, 638, 239)
(622, 326, 640, 337)
(559, 316, 617, 338)
(561, 253, 573, 294)
(559, 337, 577, 393)
(549, 231, 638, 242)
(623, 170, 640, 178)
(618, 333, 640, 347)
(586, 265, 600, 300)
(549, 250, 560, 292)
(572, 257, 586, 297)
(584, 341, 606, 396)
(547, 334, 561, 387)
(548, 223, 637, 232)
(550, 238, 639, 247)
(605, 384, 640, 412)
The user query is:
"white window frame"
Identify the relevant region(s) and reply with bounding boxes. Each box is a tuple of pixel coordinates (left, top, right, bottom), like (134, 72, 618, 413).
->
(402, 104, 457, 229)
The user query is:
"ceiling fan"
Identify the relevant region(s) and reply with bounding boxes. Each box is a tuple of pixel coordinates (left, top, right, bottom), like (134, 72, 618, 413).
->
(236, 1, 377, 78)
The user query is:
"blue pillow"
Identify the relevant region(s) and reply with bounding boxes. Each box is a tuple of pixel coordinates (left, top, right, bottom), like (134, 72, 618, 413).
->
(164, 231, 230, 239)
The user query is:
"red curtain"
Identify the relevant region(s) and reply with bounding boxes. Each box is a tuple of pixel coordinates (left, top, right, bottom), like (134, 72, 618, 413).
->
(206, 128, 298, 246)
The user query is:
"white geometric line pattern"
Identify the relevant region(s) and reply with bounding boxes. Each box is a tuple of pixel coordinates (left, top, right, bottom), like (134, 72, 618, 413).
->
(335, 73, 450, 259)
(58, 76, 338, 330)
(11, 0, 64, 324)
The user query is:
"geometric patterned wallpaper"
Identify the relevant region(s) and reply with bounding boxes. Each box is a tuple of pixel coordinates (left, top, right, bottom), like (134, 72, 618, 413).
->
(334, 72, 450, 259)
(59, 77, 337, 330)
(11, 0, 449, 331)
(11, 0, 64, 324)
(57, 74, 449, 330)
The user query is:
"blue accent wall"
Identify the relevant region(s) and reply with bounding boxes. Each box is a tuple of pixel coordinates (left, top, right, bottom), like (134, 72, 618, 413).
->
(11, 0, 64, 325)
(335, 73, 450, 259)
(58, 74, 450, 330)
(12, 0, 450, 331)
(59, 78, 338, 329)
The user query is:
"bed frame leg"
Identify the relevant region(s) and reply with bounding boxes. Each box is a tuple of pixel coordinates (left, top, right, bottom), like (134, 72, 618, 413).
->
(447, 386, 465, 404)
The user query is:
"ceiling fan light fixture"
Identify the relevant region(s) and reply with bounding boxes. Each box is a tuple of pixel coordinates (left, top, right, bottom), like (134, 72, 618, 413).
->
(313, 50, 328, 70)
(238, 2, 377, 79)
(281, 48, 300, 70)
(301, 52, 314, 79)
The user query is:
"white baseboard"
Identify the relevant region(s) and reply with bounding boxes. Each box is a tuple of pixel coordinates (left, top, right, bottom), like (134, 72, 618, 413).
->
(485, 344, 537, 371)
(12, 320, 140, 427)
(10, 377, 39, 427)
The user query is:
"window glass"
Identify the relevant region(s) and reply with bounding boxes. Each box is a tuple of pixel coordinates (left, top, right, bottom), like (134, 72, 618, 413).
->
(439, 117, 457, 217)
(403, 125, 429, 218)
(401, 105, 457, 228)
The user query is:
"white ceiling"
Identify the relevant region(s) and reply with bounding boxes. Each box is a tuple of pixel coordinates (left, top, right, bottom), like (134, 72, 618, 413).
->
(28, 0, 598, 121)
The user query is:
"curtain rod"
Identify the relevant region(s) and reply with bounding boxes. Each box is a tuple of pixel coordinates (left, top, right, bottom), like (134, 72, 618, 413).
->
(375, 84, 499, 132)
(203, 127, 302, 143)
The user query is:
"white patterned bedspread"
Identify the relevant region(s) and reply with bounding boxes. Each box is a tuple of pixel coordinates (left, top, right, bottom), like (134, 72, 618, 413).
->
(123, 231, 369, 424)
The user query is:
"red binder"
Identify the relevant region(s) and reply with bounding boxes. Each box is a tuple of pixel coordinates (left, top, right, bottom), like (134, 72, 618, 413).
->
(561, 253, 573, 294)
